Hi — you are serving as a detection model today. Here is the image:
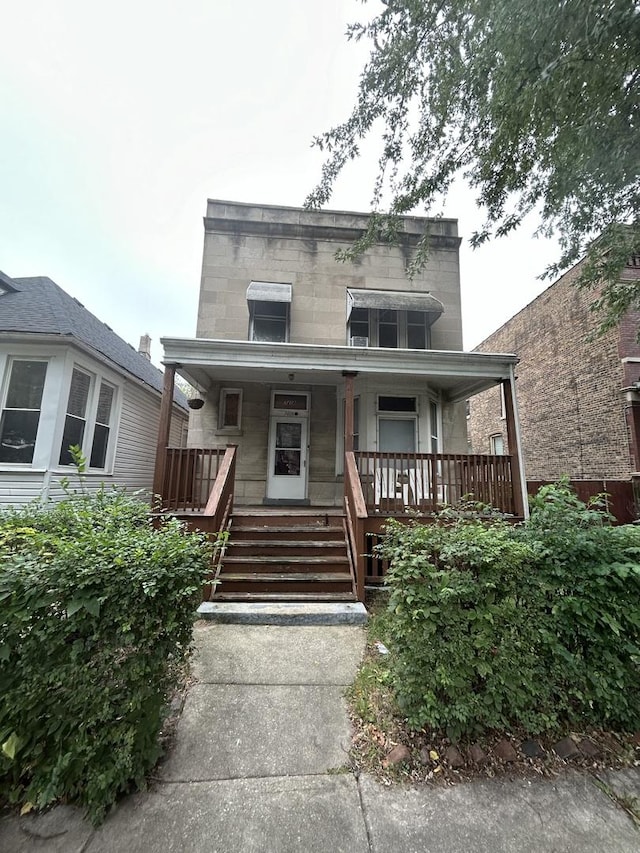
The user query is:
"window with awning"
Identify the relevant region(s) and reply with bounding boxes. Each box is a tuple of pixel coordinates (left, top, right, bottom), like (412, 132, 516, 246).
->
(247, 281, 292, 342)
(346, 288, 444, 349)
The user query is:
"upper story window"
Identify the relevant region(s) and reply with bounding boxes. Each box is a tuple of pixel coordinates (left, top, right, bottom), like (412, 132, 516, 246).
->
(346, 288, 443, 349)
(349, 308, 431, 349)
(246, 281, 292, 343)
(0, 359, 48, 464)
(250, 301, 289, 342)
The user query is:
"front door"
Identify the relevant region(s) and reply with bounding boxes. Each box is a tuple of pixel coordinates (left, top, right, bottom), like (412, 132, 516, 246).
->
(266, 392, 310, 501)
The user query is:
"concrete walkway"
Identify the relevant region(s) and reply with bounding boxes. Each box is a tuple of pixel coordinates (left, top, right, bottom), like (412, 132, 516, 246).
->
(1, 622, 639, 852)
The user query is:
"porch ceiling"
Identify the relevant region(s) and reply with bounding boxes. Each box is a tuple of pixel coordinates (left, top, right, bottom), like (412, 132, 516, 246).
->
(161, 337, 518, 403)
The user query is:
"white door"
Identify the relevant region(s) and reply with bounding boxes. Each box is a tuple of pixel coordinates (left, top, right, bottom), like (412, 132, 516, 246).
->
(266, 416, 308, 500)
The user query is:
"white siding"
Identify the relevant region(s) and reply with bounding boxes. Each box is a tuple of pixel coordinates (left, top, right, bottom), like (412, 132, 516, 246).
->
(1, 369, 188, 507)
(110, 383, 187, 497)
(0, 470, 47, 506)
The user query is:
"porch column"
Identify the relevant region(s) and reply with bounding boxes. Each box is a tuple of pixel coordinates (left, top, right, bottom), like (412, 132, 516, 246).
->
(153, 364, 176, 500)
(502, 370, 528, 519)
(624, 395, 640, 472)
(343, 371, 358, 452)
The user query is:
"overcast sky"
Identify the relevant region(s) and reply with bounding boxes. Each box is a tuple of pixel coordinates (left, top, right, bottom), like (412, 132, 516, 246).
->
(0, 0, 560, 364)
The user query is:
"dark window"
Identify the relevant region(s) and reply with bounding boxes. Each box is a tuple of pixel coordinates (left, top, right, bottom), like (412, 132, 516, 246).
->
(348, 307, 431, 349)
(378, 310, 398, 348)
(430, 401, 439, 453)
(250, 301, 288, 342)
(59, 369, 91, 465)
(407, 310, 429, 349)
(89, 383, 114, 468)
(0, 360, 47, 464)
(219, 389, 242, 429)
(349, 308, 369, 343)
(378, 396, 417, 412)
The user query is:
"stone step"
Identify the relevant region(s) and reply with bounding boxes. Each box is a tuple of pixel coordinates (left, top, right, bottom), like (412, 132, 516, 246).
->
(198, 600, 367, 624)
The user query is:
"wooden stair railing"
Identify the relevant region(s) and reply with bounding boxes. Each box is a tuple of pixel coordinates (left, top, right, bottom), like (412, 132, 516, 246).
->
(344, 451, 368, 602)
(201, 445, 237, 601)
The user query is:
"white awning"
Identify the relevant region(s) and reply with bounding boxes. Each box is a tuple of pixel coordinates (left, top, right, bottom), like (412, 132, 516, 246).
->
(246, 281, 292, 303)
(347, 288, 444, 321)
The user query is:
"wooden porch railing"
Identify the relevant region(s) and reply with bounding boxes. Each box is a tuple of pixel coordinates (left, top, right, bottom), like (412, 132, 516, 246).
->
(344, 451, 368, 602)
(202, 445, 237, 600)
(161, 447, 226, 512)
(354, 451, 516, 515)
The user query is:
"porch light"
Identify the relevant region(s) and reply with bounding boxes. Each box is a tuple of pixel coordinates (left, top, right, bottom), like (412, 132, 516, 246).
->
(188, 397, 205, 410)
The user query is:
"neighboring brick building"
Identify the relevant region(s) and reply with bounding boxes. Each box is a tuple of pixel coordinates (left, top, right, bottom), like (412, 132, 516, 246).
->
(468, 255, 640, 482)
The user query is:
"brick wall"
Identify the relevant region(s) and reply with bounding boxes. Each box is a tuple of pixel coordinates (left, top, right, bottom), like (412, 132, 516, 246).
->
(468, 260, 640, 480)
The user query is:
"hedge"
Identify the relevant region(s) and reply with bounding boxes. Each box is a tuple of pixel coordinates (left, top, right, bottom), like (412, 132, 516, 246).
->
(379, 482, 640, 740)
(0, 489, 212, 823)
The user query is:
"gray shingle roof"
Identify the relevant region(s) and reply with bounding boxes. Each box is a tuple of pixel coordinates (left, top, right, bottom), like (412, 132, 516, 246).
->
(0, 273, 188, 409)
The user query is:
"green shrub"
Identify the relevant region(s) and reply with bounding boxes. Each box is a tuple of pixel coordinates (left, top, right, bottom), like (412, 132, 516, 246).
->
(378, 483, 640, 740)
(381, 518, 555, 739)
(0, 489, 212, 823)
(524, 481, 640, 730)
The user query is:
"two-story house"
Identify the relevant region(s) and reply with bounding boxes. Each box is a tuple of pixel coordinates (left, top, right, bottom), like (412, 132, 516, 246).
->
(154, 200, 528, 601)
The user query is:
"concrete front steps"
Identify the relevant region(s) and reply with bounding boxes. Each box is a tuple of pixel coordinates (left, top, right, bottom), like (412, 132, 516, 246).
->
(213, 508, 356, 602)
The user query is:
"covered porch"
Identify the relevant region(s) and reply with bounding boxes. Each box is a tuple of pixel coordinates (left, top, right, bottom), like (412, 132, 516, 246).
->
(153, 339, 527, 601)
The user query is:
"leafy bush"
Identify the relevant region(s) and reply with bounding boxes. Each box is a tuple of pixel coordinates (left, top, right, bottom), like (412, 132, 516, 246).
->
(524, 481, 640, 730)
(379, 482, 640, 740)
(0, 489, 212, 823)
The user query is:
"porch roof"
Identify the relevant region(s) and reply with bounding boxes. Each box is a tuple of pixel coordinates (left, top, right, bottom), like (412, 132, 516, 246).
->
(161, 337, 518, 403)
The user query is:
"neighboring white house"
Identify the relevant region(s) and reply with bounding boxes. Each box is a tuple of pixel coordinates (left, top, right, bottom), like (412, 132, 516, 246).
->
(0, 271, 188, 506)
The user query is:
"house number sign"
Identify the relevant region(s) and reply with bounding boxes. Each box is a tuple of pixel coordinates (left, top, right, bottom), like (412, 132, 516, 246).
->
(273, 393, 308, 411)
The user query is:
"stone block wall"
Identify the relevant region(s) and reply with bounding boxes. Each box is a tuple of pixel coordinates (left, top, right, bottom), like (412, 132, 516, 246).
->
(196, 200, 463, 350)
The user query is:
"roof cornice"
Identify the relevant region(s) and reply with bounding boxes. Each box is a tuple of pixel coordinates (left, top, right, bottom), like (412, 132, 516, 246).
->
(203, 216, 461, 251)
(160, 337, 517, 380)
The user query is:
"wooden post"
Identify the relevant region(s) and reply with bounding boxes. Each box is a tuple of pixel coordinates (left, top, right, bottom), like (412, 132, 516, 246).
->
(502, 376, 526, 518)
(153, 364, 176, 501)
(625, 399, 640, 472)
(343, 371, 357, 453)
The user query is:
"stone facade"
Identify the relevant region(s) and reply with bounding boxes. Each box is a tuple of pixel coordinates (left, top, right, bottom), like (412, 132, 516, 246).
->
(189, 200, 469, 505)
(468, 258, 640, 480)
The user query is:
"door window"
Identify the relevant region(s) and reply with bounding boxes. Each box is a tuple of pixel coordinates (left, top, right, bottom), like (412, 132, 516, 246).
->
(274, 422, 302, 476)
